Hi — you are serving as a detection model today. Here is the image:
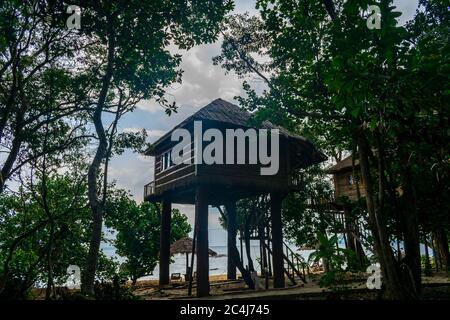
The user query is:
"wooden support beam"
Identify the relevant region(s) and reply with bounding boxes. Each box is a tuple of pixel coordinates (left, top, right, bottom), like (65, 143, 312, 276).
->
(266, 225, 272, 276)
(259, 211, 267, 276)
(225, 201, 237, 280)
(159, 199, 172, 285)
(187, 213, 198, 295)
(270, 192, 285, 288)
(195, 186, 209, 297)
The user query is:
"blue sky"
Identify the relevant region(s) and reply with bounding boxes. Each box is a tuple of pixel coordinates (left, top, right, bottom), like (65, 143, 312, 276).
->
(107, 0, 421, 242)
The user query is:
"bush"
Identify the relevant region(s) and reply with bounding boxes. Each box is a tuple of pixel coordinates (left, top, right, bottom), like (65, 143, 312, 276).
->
(93, 274, 139, 300)
(421, 254, 434, 276)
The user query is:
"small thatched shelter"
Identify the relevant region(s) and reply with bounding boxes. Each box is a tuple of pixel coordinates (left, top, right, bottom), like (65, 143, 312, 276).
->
(170, 237, 217, 276)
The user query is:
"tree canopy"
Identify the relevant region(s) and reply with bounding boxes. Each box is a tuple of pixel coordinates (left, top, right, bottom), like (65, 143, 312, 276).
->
(214, 0, 449, 299)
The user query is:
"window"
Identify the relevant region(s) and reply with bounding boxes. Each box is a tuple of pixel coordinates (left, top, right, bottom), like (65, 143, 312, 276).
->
(348, 174, 354, 185)
(161, 150, 173, 171)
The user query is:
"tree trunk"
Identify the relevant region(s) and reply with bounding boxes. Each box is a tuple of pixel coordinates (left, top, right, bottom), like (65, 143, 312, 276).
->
(434, 228, 450, 273)
(358, 134, 412, 299)
(0, 68, 18, 142)
(0, 122, 23, 192)
(400, 162, 421, 295)
(223, 203, 254, 289)
(430, 236, 440, 272)
(344, 206, 366, 268)
(81, 33, 115, 296)
(45, 223, 55, 300)
(230, 244, 255, 289)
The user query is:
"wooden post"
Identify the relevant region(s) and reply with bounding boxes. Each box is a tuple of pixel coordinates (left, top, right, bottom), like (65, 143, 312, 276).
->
(259, 238, 264, 276)
(291, 251, 295, 278)
(187, 215, 198, 295)
(159, 199, 171, 285)
(270, 192, 285, 288)
(195, 186, 209, 297)
(285, 244, 290, 275)
(266, 225, 272, 277)
(265, 269, 269, 290)
(185, 253, 189, 277)
(240, 232, 244, 262)
(260, 224, 268, 277)
(226, 201, 237, 280)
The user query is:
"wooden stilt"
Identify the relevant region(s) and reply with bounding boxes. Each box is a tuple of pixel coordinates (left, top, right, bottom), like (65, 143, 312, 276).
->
(196, 186, 209, 297)
(187, 213, 197, 295)
(266, 225, 272, 277)
(259, 221, 267, 276)
(240, 233, 244, 262)
(262, 238, 268, 276)
(270, 192, 285, 288)
(159, 199, 171, 285)
(226, 201, 237, 280)
(259, 237, 264, 276)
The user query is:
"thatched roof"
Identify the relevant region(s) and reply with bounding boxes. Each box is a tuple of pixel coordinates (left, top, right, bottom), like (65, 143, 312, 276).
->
(145, 98, 326, 168)
(170, 237, 217, 256)
(193, 98, 251, 126)
(325, 155, 359, 174)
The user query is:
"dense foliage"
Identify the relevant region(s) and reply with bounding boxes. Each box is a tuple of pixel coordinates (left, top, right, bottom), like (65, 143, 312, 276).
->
(104, 193, 191, 284)
(214, 0, 449, 298)
(0, 0, 232, 297)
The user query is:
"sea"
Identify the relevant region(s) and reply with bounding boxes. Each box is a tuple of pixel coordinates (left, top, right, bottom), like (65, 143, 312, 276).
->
(96, 234, 435, 283)
(102, 240, 316, 281)
(103, 219, 438, 281)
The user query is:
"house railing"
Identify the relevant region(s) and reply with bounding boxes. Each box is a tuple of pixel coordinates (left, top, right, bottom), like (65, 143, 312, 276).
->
(288, 170, 304, 190)
(144, 181, 155, 198)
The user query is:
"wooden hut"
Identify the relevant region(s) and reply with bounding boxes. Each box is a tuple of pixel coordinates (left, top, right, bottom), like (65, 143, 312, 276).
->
(144, 98, 326, 296)
(326, 155, 367, 266)
(325, 155, 365, 202)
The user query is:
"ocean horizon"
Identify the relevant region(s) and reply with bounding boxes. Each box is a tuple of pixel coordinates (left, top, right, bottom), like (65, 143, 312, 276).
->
(102, 240, 316, 281)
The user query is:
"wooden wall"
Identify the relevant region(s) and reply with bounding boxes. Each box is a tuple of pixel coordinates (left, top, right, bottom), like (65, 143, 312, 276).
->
(333, 169, 365, 201)
(152, 120, 291, 197)
(154, 137, 196, 195)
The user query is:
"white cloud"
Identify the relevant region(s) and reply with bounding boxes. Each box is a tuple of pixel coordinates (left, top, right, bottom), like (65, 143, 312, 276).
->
(394, 0, 421, 25)
(136, 100, 162, 113)
(122, 127, 144, 133)
(137, 39, 245, 117)
(108, 150, 155, 202)
(146, 129, 166, 138)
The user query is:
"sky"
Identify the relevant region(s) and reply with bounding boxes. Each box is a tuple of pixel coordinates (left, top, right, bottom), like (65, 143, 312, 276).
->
(107, 0, 421, 245)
